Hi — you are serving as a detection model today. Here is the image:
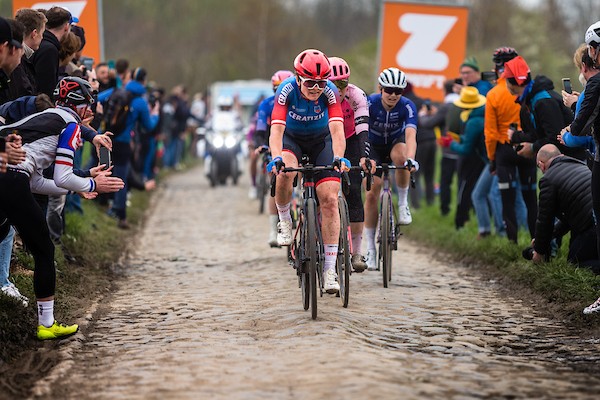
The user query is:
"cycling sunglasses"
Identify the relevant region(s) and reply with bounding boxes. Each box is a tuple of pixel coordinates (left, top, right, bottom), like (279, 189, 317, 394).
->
(333, 80, 349, 90)
(298, 75, 327, 90)
(382, 87, 403, 95)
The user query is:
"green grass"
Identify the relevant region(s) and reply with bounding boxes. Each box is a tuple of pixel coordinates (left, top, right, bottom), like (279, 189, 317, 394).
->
(404, 200, 600, 326)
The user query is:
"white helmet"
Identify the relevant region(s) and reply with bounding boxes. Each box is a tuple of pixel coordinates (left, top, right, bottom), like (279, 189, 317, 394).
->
(378, 67, 407, 89)
(585, 21, 600, 48)
(217, 95, 233, 107)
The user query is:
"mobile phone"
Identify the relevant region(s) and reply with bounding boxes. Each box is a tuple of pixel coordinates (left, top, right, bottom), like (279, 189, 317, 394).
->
(0, 137, 5, 152)
(424, 99, 432, 111)
(98, 146, 111, 170)
(80, 56, 94, 71)
(562, 78, 572, 94)
(454, 78, 462, 85)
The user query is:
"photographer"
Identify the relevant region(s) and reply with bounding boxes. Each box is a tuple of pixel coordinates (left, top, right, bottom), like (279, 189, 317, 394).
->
(527, 144, 599, 271)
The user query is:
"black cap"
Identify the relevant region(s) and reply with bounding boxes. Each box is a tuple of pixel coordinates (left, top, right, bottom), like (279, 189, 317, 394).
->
(0, 16, 23, 49)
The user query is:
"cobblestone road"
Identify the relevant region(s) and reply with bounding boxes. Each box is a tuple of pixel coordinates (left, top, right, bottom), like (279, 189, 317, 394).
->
(48, 166, 600, 399)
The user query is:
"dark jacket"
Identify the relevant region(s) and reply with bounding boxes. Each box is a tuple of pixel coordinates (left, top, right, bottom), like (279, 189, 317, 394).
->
(534, 156, 594, 255)
(32, 30, 60, 97)
(569, 73, 600, 161)
(7, 54, 37, 101)
(513, 75, 585, 160)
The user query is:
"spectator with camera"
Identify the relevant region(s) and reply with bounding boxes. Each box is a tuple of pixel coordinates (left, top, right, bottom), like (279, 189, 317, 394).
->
(527, 144, 599, 272)
(456, 56, 493, 97)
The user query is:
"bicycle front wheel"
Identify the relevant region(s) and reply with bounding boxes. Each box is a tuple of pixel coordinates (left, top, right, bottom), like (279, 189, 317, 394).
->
(381, 192, 393, 288)
(337, 196, 351, 307)
(305, 199, 318, 319)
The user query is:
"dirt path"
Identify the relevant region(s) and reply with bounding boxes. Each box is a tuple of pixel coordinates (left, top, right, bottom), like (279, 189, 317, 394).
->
(42, 166, 600, 399)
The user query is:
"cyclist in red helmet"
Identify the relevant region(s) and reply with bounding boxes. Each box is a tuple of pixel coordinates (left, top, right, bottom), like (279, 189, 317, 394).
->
(268, 49, 347, 293)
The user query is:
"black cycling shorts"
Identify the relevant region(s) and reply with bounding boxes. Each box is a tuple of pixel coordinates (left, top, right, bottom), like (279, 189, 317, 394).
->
(283, 132, 340, 184)
(370, 139, 404, 178)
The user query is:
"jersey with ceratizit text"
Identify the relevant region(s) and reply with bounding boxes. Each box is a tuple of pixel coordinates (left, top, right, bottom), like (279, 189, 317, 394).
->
(271, 76, 343, 136)
(368, 93, 418, 145)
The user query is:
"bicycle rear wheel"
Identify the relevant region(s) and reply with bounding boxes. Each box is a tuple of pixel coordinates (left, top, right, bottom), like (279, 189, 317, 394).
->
(305, 199, 318, 319)
(381, 192, 393, 288)
(337, 196, 351, 307)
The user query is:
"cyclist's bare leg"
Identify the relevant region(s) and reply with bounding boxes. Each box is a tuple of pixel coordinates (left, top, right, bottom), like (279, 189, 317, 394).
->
(391, 142, 409, 188)
(316, 180, 341, 245)
(317, 180, 342, 290)
(391, 142, 412, 224)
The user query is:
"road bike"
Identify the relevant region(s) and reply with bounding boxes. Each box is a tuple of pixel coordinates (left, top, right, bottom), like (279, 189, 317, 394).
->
(367, 163, 414, 288)
(271, 157, 350, 318)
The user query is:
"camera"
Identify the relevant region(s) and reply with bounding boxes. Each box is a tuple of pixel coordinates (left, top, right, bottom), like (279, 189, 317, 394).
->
(148, 92, 157, 107)
(481, 71, 498, 82)
(522, 246, 535, 260)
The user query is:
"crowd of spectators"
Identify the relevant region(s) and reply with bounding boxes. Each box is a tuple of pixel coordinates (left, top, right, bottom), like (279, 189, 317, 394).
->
(1, 5, 600, 336)
(408, 22, 600, 314)
(0, 8, 207, 338)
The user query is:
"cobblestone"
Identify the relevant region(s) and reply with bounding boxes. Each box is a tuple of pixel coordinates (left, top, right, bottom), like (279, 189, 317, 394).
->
(50, 166, 600, 399)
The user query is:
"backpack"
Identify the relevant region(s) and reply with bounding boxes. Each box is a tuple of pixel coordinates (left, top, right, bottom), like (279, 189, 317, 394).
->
(103, 88, 134, 135)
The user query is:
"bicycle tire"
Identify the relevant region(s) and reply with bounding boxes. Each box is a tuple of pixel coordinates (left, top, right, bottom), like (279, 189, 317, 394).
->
(297, 215, 310, 311)
(381, 192, 392, 288)
(306, 199, 318, 319)
(337, 196, 351, 307)
(258, 171, 267, 214)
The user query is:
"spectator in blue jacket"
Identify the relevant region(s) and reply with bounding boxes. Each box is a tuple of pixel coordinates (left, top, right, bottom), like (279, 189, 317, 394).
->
(108, 67, 159, 229)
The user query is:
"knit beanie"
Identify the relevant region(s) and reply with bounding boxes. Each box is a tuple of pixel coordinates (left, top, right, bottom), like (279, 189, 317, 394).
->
(461, 56, 479, 72)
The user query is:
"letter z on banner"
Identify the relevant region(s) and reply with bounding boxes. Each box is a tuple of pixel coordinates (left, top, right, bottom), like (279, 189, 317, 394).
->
(378, 1, 468, 102)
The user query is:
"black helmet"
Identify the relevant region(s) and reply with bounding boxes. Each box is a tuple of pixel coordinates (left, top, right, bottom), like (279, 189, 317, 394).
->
(492, 47, 518, 69)
(54, 76, 95, 108)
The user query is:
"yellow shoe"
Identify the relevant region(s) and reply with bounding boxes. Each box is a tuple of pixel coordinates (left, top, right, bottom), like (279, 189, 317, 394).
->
(37, 320, 79, 340)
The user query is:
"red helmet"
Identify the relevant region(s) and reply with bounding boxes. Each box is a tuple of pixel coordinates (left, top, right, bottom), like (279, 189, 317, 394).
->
(271, 70, 294, 87)
(293, 49, 331, 79)
(328, 57, 350, 80)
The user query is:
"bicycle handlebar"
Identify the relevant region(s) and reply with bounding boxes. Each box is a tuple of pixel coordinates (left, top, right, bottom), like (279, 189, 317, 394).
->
(270, 164, 351, 197)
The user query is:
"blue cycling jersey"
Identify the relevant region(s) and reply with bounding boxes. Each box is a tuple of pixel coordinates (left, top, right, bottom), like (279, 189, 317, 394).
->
(256, 95, 275, 132)
(368, 93, 418, 145)
(271, 76, 343, 137)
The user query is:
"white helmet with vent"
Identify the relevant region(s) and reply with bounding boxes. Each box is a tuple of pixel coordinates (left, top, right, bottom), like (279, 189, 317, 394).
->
(378, 67, 407, 89)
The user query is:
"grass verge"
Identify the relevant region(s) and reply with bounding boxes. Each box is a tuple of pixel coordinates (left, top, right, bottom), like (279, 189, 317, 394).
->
(405, 201, 600, 329)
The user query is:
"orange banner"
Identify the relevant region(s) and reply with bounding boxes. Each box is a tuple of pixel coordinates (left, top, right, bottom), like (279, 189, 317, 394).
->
(13, 0, 102, 65)
(379, 1, 469, 102)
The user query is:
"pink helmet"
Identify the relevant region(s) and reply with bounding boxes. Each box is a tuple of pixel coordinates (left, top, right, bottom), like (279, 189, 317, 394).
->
(293, 49, 331, 79)
(271, 70, 294, 87)
(328, 57, 350, 80)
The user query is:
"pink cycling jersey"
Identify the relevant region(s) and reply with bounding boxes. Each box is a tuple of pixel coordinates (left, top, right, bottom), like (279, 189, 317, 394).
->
(340, 83, 369, 139)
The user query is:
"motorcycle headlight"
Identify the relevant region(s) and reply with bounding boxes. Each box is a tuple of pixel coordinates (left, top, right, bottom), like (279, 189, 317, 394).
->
(225, 135, 237, 149)
(212, 135, 225, 148)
